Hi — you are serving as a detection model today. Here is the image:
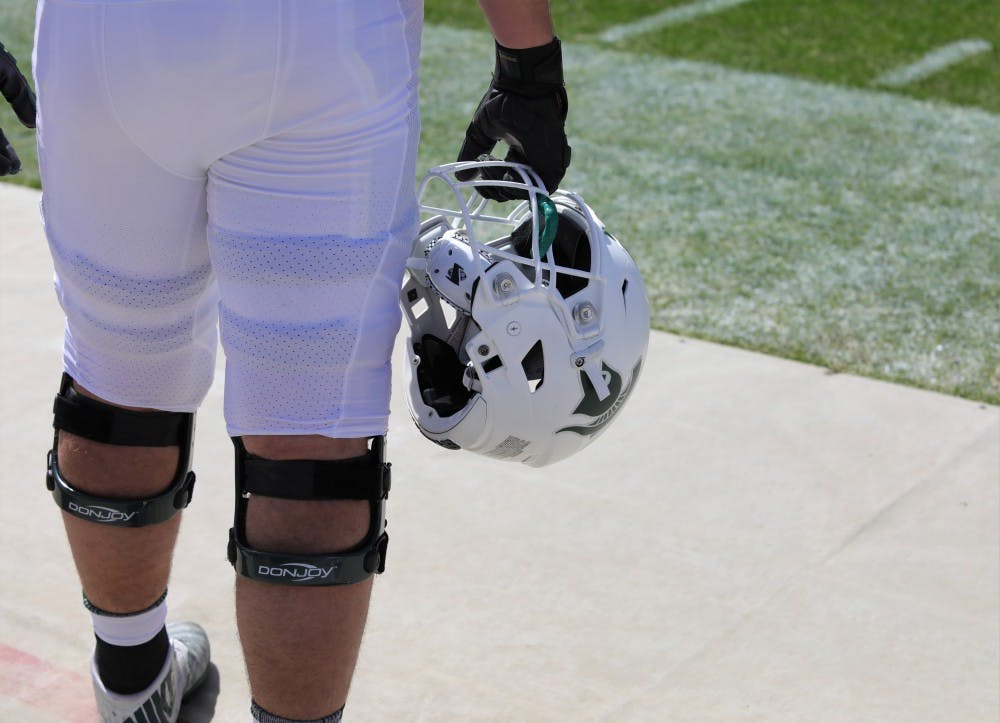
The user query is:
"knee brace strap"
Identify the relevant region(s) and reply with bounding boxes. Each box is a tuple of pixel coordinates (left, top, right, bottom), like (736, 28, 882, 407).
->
(45, 374, 197, 526)
(227, 436, 391, 586)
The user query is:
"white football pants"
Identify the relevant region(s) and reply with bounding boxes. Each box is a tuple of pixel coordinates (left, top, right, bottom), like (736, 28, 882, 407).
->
(33, 0, 423, 437)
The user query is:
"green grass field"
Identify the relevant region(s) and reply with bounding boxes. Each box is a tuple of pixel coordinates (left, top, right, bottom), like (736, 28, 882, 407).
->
(2, 1, 998, 403)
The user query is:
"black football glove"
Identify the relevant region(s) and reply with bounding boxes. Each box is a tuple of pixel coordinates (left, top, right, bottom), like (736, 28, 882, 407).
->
(457, 37, 571, 201)
(0, 41, 37, 176)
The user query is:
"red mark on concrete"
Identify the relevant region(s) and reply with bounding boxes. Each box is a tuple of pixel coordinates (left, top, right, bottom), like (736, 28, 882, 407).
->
(0, 642, 96, 722)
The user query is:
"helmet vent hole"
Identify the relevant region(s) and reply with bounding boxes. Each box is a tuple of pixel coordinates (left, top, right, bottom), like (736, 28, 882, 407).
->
(441, 302, 458, 328)
(410, 297, 429, 318)
(521, 340, 545, 393)
(482, 355, 504, 373)
(621, 278, 629, 310)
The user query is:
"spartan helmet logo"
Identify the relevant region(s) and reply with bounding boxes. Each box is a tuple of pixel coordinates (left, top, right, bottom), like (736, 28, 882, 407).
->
(558, 359, 643, 436)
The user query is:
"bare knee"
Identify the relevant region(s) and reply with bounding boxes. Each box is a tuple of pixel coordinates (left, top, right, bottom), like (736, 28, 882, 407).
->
(241, 435, 372, 553)
(57, 382, 179, 497)
(242, 434, 367, 462)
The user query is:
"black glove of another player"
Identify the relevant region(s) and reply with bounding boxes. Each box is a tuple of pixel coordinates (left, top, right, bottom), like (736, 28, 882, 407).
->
(0, 41, 37, 176)
(457, 37, 571, 201)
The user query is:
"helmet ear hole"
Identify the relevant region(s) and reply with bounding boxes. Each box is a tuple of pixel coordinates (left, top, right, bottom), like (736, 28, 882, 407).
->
(521, 340, 545, 393)
(415, 334, 472, 417)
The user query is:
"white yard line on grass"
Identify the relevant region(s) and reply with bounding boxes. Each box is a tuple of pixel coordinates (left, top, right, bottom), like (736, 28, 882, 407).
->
(600, 0, 755, 43)
(874, 39, 992, 87)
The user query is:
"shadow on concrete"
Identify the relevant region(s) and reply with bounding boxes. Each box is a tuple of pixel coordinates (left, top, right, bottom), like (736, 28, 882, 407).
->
(180, 663, 220, 723)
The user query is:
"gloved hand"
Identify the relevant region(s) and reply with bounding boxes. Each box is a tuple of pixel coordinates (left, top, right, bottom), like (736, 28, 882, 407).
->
(0, 41, 37, 176)
(457, 36, 571, 200)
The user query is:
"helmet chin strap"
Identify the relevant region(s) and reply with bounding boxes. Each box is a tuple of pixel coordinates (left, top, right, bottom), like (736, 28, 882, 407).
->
(445, 313, 472, 354)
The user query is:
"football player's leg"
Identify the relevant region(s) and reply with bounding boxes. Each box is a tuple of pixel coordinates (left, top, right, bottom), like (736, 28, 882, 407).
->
(35, 0, 216, 710)
(231, 434, 389, 722)
(207, 3, 421, 718)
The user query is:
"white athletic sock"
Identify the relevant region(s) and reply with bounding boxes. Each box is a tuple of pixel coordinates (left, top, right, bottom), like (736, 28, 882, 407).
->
(87, 592, 168, 646)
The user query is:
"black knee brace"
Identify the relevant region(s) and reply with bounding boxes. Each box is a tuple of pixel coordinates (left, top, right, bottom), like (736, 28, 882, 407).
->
(227, 437, 391, 586)
(45, 374, 197, 526)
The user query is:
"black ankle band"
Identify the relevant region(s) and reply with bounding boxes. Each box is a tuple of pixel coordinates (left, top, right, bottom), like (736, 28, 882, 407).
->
(94, 626, 169, 695)
(83, 589, 168, 617)
(251, 700, 344, 723)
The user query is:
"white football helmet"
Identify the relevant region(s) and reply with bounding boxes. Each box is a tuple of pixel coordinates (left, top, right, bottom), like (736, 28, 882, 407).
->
(399, 161, 650, 467)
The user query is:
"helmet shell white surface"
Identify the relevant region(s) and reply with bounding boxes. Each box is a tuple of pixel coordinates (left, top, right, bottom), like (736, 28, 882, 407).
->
(400, 161, 650, 467)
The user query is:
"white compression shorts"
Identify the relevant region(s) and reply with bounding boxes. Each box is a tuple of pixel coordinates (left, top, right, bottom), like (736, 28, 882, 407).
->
(33, 0, 423, 437)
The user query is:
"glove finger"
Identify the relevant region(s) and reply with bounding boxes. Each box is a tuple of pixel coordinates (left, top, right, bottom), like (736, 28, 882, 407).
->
(0, 46, 37, 128)
(458, 91, 528, 185)
(512, 117, 570, 193)
(456, 116, 498, 181)
(482, 94, 569, 194)
(12, 87, 37, 128)
(471, 159, 526, 202)
(481, 148, 528, 201)
(464, 97, 527, 199)
(0, 127, 21, 175)
(469, 161, 518, 202)
(459, 92, 571, 199)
